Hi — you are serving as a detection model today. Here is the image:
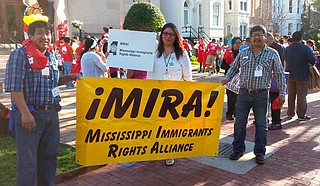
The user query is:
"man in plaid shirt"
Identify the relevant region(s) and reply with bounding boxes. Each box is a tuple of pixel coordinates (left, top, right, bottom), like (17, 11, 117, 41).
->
(221, 25, 286, 165)
(5, 21, 79, 186)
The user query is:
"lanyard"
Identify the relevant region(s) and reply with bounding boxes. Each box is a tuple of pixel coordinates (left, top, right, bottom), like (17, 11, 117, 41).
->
(163, 51, 174, 72)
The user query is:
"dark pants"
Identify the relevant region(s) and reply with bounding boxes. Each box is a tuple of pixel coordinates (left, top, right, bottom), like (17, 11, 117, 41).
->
(216, 57, 221, 73)
(269, 92, 281, 124)
(226, 89, 237, 117)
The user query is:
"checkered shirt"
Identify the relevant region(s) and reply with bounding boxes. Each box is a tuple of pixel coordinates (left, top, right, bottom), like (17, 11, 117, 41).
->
(5, 47, 61, 105)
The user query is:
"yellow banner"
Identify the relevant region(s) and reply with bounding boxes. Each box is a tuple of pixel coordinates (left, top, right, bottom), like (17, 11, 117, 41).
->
(76, 78, 225, 166)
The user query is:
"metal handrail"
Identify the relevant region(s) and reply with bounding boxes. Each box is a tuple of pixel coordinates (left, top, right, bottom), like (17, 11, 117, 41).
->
(0, 28, 21, 51)
(198, 27, 211, 43)
(181, 25, 211, 44)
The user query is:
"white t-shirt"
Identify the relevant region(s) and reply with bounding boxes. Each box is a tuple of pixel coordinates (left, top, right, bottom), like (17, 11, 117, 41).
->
(81, 51, 107, 77)
(147, 50, 192, 81)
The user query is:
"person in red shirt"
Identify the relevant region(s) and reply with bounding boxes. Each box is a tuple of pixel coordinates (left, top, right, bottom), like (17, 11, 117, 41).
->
(206, 38, 221, 74)
(182, 39, 192, 57)
(72, 37, 86, 74)
(57, 20, 69, 39)
(196, 37, 206, 73)
(59, 37, 75, 88)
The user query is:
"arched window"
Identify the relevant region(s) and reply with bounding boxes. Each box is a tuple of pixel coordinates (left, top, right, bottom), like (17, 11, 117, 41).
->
(184, 1, 189, 25)
(198, 3, 202, 26)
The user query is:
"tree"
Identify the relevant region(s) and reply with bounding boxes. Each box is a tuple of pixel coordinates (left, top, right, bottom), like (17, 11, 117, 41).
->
(268, 3, 290, 34)
(123, 2, 166, 32)
(311, 0, 320, 11)
(301, 0, 320, 46)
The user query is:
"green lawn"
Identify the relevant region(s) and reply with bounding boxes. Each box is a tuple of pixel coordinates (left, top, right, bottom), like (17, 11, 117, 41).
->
(0, 134, 80, 186)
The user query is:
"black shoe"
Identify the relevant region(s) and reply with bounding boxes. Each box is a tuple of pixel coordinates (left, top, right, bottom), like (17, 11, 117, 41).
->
(286, 115, 294, 120)
(229, 151, 243, 160)
(297, 116, 311, 121)
(268, 123, 282, 130)
(226, 115, 234, 120)
(255, 155, 266, 165)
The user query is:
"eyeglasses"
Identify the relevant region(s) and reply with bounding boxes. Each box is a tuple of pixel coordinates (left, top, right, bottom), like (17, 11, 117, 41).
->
(251, 33, 264, 37)
(162, 32, 176, 37)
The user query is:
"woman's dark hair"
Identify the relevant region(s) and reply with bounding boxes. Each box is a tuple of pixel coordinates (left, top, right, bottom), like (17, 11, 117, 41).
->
(157, 23, 184, 60)
(81, 38, 95, 57)
(28, 21, 51, 36)
(232, 37, 242, 46)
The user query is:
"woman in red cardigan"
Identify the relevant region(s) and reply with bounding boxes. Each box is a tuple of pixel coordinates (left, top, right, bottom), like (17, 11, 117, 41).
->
(223, 37, 242, 120)
(197, 37, 206, 73)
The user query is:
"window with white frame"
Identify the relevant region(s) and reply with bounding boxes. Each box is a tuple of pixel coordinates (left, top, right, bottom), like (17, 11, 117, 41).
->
(297, 0, 301, 14)
(228, 0, 232, 10)
(198, 4, 202, 26)
(240, 24, 248, 40)
(288, 23, 292, 35)
(289, 0, 293, 13)
(227, 25, 231, 36)
(212, 4, 220, 26)
(244, 2, 247, 11)
(240, 1, 248, 11)
(184, 2, 189, 25)
(259, 0, 262, 17)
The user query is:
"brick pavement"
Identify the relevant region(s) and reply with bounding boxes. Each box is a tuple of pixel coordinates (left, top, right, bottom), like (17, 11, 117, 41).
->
(56, 73, 320, 186)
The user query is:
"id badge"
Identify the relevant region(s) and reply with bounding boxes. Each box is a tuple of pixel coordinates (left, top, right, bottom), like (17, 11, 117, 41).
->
(42, 67, 50, 76)
(51, 87, 60, 97)
(163, 73, 171, 80)
(53, 64, 59, 71)
(169, 61, 174, 67)
(254, 66, 263, 77)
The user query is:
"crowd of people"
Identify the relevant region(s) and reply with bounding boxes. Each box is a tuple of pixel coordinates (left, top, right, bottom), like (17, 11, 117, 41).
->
(4, 18, 320, 185)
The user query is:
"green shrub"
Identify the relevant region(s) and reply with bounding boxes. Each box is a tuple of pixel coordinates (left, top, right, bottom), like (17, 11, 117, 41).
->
(190, 55, 197, 62)
(123, 2, 166, 32)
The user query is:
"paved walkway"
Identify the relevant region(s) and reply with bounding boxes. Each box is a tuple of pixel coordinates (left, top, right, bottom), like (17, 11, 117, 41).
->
(56, 73, 319, 186)
(1, 56, 320, 185)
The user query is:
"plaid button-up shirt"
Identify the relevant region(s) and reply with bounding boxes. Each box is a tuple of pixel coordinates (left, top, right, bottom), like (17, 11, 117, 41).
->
(5, 47, 61, 106)
(225, 45, 286, 96)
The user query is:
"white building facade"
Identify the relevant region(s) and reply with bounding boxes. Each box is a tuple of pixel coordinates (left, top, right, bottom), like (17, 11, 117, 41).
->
(53, 0, 226, 41)
(224, 0, 251, 39)
(53, 0, 160, 37)
(160, 0, 225, 40)
(272, 0, 302, 36)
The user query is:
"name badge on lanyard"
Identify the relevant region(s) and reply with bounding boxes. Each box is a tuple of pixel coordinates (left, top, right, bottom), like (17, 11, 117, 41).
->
(254, 65, 263, 77)
(51, 87, 60, 97)
(42, 67, 50, 76)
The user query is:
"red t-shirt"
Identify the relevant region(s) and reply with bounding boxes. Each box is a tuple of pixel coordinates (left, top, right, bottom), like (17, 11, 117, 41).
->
(183, 42, 190, 51)
(59, 44, 73, 62)
(206, 42, 221, 55)
(57, 24, 68, 38)
(75, 43, 84, 55)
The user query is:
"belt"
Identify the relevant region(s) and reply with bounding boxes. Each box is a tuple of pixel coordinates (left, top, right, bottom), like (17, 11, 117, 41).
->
(33, 104, 60, 111)
(241, 88, 267, 94)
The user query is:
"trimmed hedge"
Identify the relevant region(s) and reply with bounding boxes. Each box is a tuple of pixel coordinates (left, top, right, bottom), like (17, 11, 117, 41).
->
(123, 2, 165, 32)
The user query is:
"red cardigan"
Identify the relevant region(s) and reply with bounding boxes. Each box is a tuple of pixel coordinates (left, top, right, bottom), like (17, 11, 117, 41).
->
(223, 48, 234, 65)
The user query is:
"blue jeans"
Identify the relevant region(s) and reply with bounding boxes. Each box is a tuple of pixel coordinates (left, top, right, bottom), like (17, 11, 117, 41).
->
(232, 89, 269, 156)
(63, 61, 74, 88)
(13, 108, 60, 186)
